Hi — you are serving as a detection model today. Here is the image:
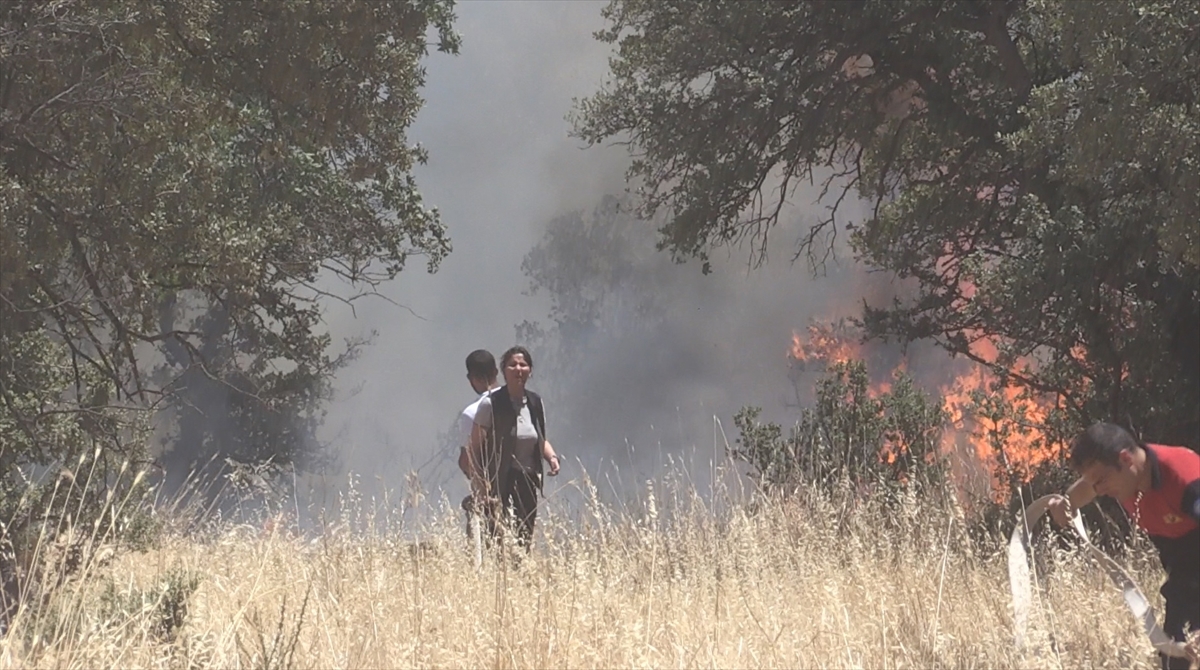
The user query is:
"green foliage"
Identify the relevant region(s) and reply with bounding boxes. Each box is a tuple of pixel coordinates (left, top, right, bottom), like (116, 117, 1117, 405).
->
(100, 566, 200, 641)
(731, 361, 947, 492)
(0, 449, 153, 632)
(517, 194, 702, 450)
(0, 1, 459, 490)
(575, 0, 1200, 446)
(117, 505, 165, 554)
(517, 194, 674, 391)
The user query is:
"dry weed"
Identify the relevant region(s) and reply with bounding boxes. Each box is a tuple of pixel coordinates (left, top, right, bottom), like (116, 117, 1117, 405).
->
(0, 477, 1172, 669)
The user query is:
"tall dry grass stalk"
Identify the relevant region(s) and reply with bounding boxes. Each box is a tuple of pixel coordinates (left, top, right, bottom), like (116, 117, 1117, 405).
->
(0, 468, 1172, 669)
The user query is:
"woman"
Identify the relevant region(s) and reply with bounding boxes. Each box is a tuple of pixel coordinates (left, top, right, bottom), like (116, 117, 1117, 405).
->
(467, 346, 560, 548)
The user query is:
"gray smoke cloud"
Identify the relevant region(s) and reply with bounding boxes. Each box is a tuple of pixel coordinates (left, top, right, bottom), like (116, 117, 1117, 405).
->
(316, 1, 625, 492)
(312, 1, 883, 511)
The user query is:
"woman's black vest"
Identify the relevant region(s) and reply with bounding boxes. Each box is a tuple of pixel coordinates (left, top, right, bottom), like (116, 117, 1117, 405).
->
(483, 386, 547, 494)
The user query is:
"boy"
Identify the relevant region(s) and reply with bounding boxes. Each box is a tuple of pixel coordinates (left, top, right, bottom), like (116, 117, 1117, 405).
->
(458, 350, 500, 476)
(457, 350, 499, 540)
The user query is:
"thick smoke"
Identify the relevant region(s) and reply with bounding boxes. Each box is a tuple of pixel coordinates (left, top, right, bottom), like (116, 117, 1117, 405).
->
(316, 1, 627, 497)
(313, 1, 884, 512)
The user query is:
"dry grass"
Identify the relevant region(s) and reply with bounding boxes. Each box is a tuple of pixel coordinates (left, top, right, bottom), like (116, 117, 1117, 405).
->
(0, 474, 1173, 670)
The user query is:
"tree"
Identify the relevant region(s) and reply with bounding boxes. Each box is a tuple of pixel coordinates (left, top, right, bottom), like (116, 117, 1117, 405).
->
(574, 0, 1199, 446)
(517, 195, 681, 444)
(518, 195, 672, 378)
(0, 1, 460, 487)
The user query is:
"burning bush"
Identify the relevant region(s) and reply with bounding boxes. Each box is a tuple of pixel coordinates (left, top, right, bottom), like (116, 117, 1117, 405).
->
(731, 360, 947, 496)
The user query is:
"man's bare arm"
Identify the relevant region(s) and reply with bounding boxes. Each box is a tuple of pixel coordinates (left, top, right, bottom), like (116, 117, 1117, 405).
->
(467, 423, 490, 496)
(457, 446, 470, 477)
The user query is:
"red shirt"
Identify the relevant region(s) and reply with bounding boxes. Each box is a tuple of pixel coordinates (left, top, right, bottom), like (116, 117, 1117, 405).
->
(1118, 443, 1200, 539)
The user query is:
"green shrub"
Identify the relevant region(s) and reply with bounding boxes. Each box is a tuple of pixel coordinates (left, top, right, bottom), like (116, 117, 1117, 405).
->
(731, 361, 947, 494)
(99, 565, 200, 641)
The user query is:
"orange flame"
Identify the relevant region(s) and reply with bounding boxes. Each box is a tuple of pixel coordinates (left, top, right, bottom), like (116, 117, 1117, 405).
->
(789, 324, 911, 463)
(939, 333, 1062, 498)
(788, 323, 858, 365)
(786, 320, 1064, 499)
(868, 360, 905, 399)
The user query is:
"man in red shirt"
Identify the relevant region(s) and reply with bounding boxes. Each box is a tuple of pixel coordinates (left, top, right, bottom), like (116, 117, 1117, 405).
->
(1048, 423, 1200, 669)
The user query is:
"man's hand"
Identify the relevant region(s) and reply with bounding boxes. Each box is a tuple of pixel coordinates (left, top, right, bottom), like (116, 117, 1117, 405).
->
(1046, 495, 1073, 528)
(467, 490, 498, 515)
(1184, 629, 1200, 667)
(546, 453, 560, 476)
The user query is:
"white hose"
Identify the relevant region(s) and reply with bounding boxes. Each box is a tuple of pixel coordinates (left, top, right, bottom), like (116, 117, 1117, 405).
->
(1010, 494, 1191, 659)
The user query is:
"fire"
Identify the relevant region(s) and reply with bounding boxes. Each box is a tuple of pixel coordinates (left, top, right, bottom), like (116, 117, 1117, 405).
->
(938, 269, 1063, 498)
(787, 320, 901, 399)
(788, 321, 910, 463)
(868, 359, 904, 399)
(939, 333, 1062, 497)
(788, 322, 859, 365)
(786, 320, 1064, 499)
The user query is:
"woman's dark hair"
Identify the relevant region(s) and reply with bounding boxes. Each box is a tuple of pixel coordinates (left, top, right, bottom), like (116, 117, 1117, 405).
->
(1069, 422, 1141, 470)
(465, 349, 497, 379)
(500, 345, 533, 371)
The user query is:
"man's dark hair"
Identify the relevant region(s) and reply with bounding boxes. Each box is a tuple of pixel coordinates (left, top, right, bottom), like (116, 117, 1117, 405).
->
(1069, 422, 1142, 470)
(465, 349, 497, 380)
(500, 345, 533, 371)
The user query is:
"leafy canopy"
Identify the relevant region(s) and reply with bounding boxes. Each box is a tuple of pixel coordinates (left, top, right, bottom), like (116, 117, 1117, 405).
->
(0, 0, 460, 480)
(575, 0, 1199, 445)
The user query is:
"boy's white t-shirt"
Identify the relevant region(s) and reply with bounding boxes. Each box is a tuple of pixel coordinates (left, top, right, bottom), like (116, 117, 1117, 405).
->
(457, 390, 490, 449)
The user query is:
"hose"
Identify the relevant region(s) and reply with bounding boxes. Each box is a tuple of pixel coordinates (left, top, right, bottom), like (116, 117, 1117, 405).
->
(1009, 494, 1191, 660)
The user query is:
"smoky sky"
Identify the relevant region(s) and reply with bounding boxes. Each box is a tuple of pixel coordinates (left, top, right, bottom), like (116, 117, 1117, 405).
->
(314, 1, 883, 508)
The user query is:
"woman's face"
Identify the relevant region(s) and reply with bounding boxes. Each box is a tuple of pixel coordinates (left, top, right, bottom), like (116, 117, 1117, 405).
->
(503, 353, 532, 387)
